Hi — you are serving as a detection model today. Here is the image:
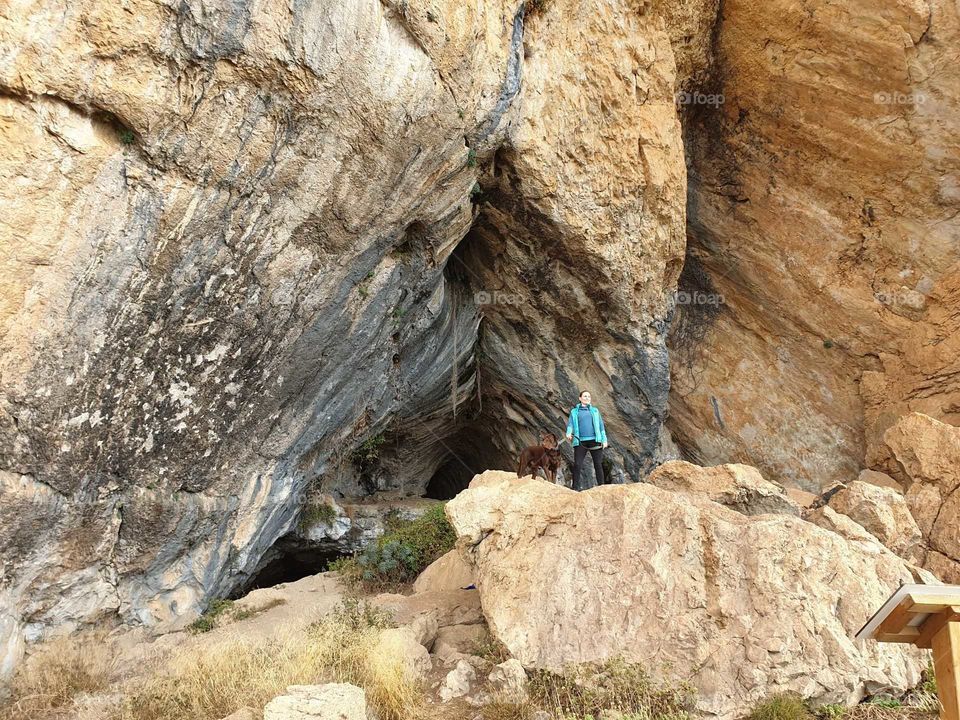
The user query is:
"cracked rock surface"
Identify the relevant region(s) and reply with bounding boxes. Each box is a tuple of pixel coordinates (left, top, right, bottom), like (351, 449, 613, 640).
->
(0, 0, 703, 673)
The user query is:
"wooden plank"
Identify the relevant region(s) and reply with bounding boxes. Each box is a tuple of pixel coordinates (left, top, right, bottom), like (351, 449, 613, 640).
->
(907, 593, 960, 607)
(932, 622, 960, 720)
(918, 607, 960, 649)
(913, 602, 960, 614)
(878, 597, 919, 635)
(876, 628, 922, 643)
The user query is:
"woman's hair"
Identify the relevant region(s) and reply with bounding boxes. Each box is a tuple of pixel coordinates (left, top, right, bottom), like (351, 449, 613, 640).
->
(579, 390, 590, 398)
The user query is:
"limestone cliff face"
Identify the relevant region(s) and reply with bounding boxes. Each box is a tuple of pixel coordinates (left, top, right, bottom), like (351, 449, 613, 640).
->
(3, 0, 957, 685)
(0, 0, 704, 669)
(671, 0, 960, 490)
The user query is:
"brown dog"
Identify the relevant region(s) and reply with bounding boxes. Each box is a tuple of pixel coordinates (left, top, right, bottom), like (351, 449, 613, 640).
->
(517, 432, 561, 483)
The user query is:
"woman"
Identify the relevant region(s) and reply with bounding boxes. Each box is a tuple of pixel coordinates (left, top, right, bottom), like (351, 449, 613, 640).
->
(565, 390, 608, 490)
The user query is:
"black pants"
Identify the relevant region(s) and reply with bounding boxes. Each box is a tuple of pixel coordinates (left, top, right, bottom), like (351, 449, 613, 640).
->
(573, 442, 605, 490)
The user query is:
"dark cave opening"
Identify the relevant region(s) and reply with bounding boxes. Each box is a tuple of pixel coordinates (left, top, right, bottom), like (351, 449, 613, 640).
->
(234, 537, 344, 596)
(425, 457, 482, 500)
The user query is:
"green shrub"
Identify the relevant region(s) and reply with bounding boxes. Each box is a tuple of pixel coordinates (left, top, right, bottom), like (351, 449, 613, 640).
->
(351, 433, 386, 469)
(118, 128, 135, 144)
(474, 635, 511, 664)
(187, 599, 235, 634)
(816, 704, 848, 720)
(748, 694, 813, 720)
(332, 503, 456, 590)
(867, 698, 902, 709)
(300, 500, 338, 531)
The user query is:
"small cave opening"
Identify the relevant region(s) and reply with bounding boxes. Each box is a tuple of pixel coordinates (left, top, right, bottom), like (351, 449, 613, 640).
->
(425, 457, 480, 500)
(422, 424, 520, 500)
(233, 535, 345, 596)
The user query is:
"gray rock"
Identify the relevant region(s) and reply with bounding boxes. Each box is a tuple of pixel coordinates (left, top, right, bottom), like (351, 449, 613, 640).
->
(488, 658, 528, 702)
(263, 683, 367, 720)
(439, 659, 476, 702)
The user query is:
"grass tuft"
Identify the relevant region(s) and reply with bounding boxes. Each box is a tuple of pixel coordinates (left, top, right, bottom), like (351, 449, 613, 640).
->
(187, 598, 236, 634)
(749, 694, 813, 720)
(299, 500, 338, 531)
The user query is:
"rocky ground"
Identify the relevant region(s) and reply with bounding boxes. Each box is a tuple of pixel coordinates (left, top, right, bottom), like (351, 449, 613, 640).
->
(3, 418, 958, 720)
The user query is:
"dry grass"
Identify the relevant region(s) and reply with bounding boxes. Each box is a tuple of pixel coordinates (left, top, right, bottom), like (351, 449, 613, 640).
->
(111, 600, 422, 720)
(752, 691, 941, 720)
(482, 658, 695, 720)
(0, 633, 117, 720)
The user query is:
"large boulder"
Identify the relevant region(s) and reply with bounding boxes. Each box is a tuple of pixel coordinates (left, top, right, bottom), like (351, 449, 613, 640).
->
(857, 470, 903, 494)
(488, 658, 528, 702)
(883, 413, 960, 582)
(372, 589, 484, 629)
(413, 549, 475, 593)
(826, 481, 923, 563)
(446, 471, 929, 719)
(647, 461, 801, 516)
(373, 628, 431, 683)
(432, 623, 490, 665)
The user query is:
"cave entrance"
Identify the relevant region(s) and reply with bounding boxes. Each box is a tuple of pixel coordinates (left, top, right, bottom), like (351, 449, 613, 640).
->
(234, 536, 344, 596)
(425, 457, 481, 500)
(422, 425, 519, 499)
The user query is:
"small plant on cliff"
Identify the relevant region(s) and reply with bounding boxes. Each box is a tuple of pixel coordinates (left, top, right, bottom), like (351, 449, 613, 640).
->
(357, 270, 375, 299)
(331, 503, 456, 590)
(118, 127, 135, 145)
(299, 499, 338, 531)
(350, 433, 386, 470)
(749, 694, 814, 720)
(921, 662, 937, 695)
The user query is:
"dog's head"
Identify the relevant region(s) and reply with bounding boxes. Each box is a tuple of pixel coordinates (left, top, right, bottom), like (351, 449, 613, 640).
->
(540, 432, 558, 449)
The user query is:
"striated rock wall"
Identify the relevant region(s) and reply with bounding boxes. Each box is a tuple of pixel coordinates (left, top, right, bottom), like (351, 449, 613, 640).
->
(0, 0, 711, 671)
(670, 0, 960, 490)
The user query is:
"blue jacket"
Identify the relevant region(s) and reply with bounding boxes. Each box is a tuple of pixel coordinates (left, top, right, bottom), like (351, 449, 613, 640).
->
(566, 404, 607, 447)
